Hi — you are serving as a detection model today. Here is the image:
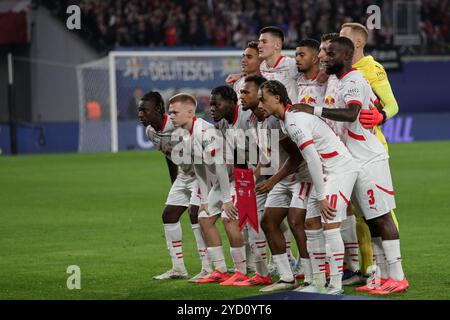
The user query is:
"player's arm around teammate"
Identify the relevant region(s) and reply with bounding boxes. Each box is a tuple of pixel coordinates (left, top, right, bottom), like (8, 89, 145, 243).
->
(290, 38, 408, 294)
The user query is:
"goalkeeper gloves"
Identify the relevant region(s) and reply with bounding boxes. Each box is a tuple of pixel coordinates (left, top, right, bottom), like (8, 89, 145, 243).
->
(359, 107, 386, 129)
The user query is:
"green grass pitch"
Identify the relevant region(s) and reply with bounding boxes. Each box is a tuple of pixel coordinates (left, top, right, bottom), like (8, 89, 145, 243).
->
(1, 141, 450, 300)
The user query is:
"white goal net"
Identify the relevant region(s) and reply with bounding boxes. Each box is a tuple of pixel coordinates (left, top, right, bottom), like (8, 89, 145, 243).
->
(77, 57, 111, 152)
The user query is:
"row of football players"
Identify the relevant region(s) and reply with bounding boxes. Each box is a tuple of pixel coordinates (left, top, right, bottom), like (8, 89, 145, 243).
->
(138, 24, 408, 294)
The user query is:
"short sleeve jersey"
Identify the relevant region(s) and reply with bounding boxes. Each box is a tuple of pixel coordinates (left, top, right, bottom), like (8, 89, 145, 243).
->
(260, 56, 299, 103)
(332, 68, 388, 164)
(259, 115, 310, 180)
(282, 107, 353, 175)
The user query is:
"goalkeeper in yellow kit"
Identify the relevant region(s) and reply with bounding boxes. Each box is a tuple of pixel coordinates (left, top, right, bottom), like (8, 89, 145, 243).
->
(339, 23, 400, 277)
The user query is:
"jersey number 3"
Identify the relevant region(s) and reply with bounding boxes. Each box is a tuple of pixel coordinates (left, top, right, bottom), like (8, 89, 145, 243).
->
(367, 189, 375, 205)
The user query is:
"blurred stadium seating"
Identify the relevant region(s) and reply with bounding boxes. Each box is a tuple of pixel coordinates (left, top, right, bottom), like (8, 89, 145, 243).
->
(40, 0, 449, 54)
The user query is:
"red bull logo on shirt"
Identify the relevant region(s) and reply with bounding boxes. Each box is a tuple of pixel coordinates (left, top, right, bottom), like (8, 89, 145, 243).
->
(300, 95, 317, 105)
(324, 96, 336, 107)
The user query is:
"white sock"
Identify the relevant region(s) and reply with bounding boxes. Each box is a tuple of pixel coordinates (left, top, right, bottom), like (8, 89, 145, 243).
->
(301, 258, 313, 284)
(280, 221, 294, 261)
(191, 223, 212, 272)
(372, 237, 388, 279)
(208, 246, 227, 273)
(250, 229, 269, 277)
(285, 240, 292, 261)
(325, 243, 331, 265)
(284, 233, 293, 261)
(341, 215, 360, 272)
(243, 227, 255, 269)
(305, 229, 326, 288)
(272, 253, 294, 282)
(230, 246, 247, 275)
(163, 222, 186, 271)
(382, 239, 405, 281)
(324, 228, 345, 290)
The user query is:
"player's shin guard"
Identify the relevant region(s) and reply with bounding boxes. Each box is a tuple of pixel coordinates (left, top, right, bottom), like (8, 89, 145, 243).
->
(382, 239, 405, 281)
(163, 222, 186, 271)
(230, 246, 247, 275)
(306, 229, 326, 288)
(324, 228, 345, 290)
(208, 246, 227, 273)
(191, 223, 212, 272)
(356, 215, 374, 275)
(341, 215, 360, 272)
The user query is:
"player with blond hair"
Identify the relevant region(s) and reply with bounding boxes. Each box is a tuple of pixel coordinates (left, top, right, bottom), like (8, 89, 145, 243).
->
(167, 92, 249, 285)
(138, 91, 211, 282)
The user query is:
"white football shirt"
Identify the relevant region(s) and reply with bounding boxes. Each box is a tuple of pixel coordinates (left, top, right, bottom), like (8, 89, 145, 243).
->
(216, 103, 256, 166)
(283, 107, 353, 174)
(188, 117, 233, 204)
(260, 56, 299, 103)
(332, 68, 388, 165)
(322, 74, 342, 137)
(297, 73, 327, 106)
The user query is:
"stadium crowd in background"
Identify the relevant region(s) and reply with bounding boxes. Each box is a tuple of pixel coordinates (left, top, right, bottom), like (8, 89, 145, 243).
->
(40, 0, 449, 54)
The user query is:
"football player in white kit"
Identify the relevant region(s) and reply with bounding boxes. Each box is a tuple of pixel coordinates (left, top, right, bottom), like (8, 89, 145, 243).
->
(292, 37, 408, 294)
(259, 80, 359, 294)
(237, 75, 314, 292)
(227, 26, 312, 271)
(233, 40, 262, 101)
(137, 91, 211, 282)
(317, 33, 363, 285)
(254, 39, 326, 290)
(209, 85, 273, 287)
(257, 26, 303, 271)
(226, 26, 299, 104)
(292, 38, 327, 285)
(167, 93, 247, 285)
(296, 39, 326, 111)
(257, 26, 299, 103)
(233, 40, 263, 274)
(227, 28, 299, 273)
